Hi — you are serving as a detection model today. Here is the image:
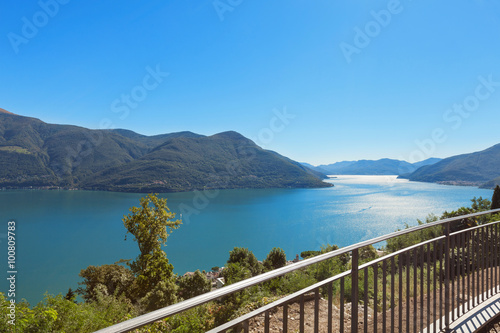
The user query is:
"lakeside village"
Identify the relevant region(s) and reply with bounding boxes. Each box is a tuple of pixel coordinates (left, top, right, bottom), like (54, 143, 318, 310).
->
(185, 254, 301, 290)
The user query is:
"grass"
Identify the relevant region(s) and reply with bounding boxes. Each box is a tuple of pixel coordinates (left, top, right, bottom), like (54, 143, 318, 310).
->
(0, 146, 31, 154)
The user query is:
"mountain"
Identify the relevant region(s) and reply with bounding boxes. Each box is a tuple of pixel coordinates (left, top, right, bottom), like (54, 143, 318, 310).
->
(0, 108, 15, 115)
(82, 131, 331, 192)
(481, 177, 500, 189)
(300, 162, 317, 170)
(0, 111, 330, 192)
(308, 158, 442, 176)
(404, 144, 500, 188)
(411, 157, 442, 169)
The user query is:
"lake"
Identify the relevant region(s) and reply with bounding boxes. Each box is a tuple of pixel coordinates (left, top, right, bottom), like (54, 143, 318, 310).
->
(0, 176, 494, 305)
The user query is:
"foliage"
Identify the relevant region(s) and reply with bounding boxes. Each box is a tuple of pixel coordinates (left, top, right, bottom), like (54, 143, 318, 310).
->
(300, 250, 320, 259)
(359, 245, 378, 262)
(385, 214, 442, 253)
(310, 245, 349, 285)
(65, 288, 77, 302)
(384, 196, 496, 254)
(139, 279, 179, 313)
(77, 264, 135, 303)
(123, 193, 181, 309)
(178, 270, 212, 300)
(13, 194, 500, 332)
(162, 304, 213, 333)
(226, 247, 262, 278)
(265, 244, 349, 296)
(263, 247, 287, 271)
(0, 292, 135, 333)
(222, 262, 252, 285)
(491, 185, 500, 210)
(442, 196, 494, 229)
(272, 270, 318, 295)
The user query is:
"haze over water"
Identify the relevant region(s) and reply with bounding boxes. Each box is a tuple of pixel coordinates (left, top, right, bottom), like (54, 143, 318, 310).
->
(0, 176, 493, 304)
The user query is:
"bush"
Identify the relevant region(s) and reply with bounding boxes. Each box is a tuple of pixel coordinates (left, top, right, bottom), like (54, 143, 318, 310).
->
(263, 247, 287, 271)
(0, 291, 136, 333)
(78, 264, 135, 303)
(178, 270, 211, 300)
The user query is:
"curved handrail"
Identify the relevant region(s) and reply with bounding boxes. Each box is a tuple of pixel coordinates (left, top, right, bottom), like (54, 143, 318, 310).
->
(212, 219, 500, 332)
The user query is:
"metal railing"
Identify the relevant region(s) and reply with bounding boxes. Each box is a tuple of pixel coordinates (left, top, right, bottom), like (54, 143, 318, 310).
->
(96, 209, 500, 333)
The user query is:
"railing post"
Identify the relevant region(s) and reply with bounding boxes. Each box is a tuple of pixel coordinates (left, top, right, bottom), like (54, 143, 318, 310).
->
(445, 222, 450, 331)
(351, 249, 359, 333)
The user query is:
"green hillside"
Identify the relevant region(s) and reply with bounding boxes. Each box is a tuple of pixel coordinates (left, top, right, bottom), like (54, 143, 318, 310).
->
(82, 131, 329, 192)
(406, 143, 500, 188)
(0, 112, 330, 192)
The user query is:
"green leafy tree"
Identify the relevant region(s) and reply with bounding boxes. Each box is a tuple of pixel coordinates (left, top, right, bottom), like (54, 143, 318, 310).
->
(65, 288, 77, 303)
(263, 247, 287, 271)
(139, 279, 179, 312)
(442, 196, 492, 230)
(123, 193, 182, 310)
(300, 250, 320, 259)
(386, 197, 496, 254)
(385, 214, 441, 253)
(311, 244, 348, 282)
(77, 264, 135, 303)
(222, 262, 252, 285)
(178, 270, 212, 300)
(492, 185, 500, 210)
(470, 196, 492, 212)
(227, 247, 262, 277)
(0, 291, 135, 333)
(359, 245, 378, 263)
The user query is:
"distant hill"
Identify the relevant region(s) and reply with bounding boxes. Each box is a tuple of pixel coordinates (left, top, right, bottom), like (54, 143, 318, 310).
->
(301, 162, 317, 170)
(411, 157, 442, 169)
(305, 158, 441, 176)
(481, 177, 500, 189)
(0, 108, 15, 115)
(0, 111, 330, 192)
(404, 144, 500, 189)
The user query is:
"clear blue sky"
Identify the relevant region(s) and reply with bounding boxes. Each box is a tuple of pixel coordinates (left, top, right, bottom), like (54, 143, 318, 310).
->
(1, 0, 500, 165)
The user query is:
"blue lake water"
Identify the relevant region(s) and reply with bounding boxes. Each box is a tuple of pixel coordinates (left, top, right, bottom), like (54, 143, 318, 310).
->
(0, 176, 494, 305)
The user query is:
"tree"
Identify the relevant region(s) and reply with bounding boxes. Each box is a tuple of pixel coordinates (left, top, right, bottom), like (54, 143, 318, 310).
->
(122, 193, 182, 310)
(65, 288, 77, 303)
(77, 264, 135, 303)
(222, 262, 252, 285)
(492, 185, 500, 210)
(359, 245, 378, 262)
(227, 247, 262, 277)
(470, 196, 491, 212)
(263, 247, 287, 271)
(442, 196, 492, 230)
(311, 244, 348, 282)
(300, 250, 320, 259)
(178, 270, 212, 300)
